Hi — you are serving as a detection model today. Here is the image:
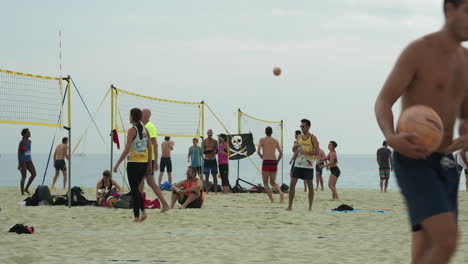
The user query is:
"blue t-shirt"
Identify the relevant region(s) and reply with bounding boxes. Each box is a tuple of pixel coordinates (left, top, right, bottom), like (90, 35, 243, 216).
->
(189, 146, 202, 167)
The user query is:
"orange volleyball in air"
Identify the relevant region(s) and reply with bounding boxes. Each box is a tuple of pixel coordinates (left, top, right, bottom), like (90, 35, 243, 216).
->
(397, 105, 443, 152)
(273, 67, 281, 76)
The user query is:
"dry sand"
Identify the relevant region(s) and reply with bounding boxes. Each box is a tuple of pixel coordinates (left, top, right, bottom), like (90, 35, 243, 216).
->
(1, 186, 468, 264)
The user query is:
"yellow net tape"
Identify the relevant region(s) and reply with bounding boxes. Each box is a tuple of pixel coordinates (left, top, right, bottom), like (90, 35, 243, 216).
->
(0, 69, 61, 81)
(239, 110, 283, 147)
(116, 88, 200, 105)
(113, 87, 202, 138)
(205, 103, 262, 175)
(0, 69, 64, 127)
(240, 111, 282, 124)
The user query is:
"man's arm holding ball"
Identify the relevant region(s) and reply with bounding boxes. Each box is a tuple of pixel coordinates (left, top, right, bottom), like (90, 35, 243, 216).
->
(375, 42, 428, 159)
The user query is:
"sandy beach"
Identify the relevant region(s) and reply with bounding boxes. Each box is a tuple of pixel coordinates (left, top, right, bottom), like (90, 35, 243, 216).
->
(1, 186, 468, 264)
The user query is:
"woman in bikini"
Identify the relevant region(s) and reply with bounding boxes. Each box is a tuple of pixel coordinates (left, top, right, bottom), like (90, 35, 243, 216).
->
(320, 141, 341, 200)
(96, 170, 122, 206)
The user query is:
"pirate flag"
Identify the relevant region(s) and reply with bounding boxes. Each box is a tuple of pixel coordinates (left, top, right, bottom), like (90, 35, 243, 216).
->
(228, 133, 256, 160)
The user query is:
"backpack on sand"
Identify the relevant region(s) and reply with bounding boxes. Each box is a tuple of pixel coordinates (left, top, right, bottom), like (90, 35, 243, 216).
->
(66, 187, 89, 206)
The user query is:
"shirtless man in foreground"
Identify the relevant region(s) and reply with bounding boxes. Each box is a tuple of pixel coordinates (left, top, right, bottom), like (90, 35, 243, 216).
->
(375, 1, 468, 262)
(51, 137, 69, 189)
(257, 126, 284, 203)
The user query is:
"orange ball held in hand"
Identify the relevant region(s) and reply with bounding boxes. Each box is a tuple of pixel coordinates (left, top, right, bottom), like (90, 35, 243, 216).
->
(273, 67, 281, 76)
(397, 105, 444, 152)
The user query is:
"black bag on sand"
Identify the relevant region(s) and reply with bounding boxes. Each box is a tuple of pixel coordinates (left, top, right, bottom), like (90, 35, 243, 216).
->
(66, 186, 89, 206)
(119, 193, 133, 202)
(9, 224, 34, 234)
(24, 195, 39, 206)
(113, 198, 132, 209)
(210, 184, 222, 192)
(25, 186, 53, 206)
(333, 204, 354, 211)
(36, 185, 53, 204)
(52, 196, 67, 206)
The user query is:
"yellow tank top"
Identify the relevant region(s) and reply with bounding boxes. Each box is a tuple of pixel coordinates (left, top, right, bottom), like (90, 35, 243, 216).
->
(294, 134, 315, 169)
(128, 126, 149, 163)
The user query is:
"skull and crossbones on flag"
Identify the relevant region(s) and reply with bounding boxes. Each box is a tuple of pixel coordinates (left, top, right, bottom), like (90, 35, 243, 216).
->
(227, 133, 256, 160)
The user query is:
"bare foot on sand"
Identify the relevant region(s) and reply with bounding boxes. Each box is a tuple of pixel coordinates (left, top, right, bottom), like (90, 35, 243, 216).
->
(279, 194, 284, 204)
(140, 212, 148, 222)
(160, 204, 170, 213)
(133, 217, 140, 222)
(285, 207, 292, 211)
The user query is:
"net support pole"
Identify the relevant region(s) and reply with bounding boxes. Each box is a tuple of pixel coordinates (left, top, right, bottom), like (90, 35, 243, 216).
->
(237, 109, 241, 181)
(200, 101, 205, 186)
(281, 120, 284, 185)
(65, 76, 72, 208)
(110, 85, 115, 175)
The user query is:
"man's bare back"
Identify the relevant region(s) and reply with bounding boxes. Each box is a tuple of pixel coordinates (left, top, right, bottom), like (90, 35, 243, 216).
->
(161, 141, 173, 158)
(317, 148, 326, 162)
(203, 138, 218, 159)
(378, 32, 468, 155)
(55, 144, 68, 160)
(259, 137, 281, 161)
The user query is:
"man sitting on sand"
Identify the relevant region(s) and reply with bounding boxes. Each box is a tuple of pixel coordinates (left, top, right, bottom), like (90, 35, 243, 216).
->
(170, 166, 204, 209)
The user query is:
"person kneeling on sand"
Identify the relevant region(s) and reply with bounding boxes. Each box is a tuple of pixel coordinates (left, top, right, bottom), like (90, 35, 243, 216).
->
(96, 170, 122, 206)
(170, 166, 204, 209)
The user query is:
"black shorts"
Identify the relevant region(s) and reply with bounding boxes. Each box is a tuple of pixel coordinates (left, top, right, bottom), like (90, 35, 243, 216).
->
(54, 160, 66, 171)
(193, 166, 202, 176)
(178, 194, 203, 208)
(330, 166, 341, 177)
(393, 151, 459, 232)
(160, 157, 172, 173)
(292, 167, 314, 180)
(203, 159, 218, 175)
(219, 164, 229, 186)
(316, 162, 324, 174)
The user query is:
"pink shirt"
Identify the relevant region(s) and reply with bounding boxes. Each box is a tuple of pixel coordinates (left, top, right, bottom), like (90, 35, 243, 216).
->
(218, 143, 228, 164)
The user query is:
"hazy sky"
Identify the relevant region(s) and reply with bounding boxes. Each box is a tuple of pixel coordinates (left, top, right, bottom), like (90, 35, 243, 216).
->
(0, 0, 463, 155)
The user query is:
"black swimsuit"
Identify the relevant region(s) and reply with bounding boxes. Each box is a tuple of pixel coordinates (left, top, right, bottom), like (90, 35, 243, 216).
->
(101, 179, 113, 190)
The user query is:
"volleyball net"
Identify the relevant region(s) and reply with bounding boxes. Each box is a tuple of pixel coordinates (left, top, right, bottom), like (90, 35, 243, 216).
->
(237, 109, 284, 184)
(238, 109, 283, 147)
(112, 87, 202, 138)
(0, 69, 66, 127)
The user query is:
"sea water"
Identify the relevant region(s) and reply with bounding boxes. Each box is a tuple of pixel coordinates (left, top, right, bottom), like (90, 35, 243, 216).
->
(0, 153, 414, 190)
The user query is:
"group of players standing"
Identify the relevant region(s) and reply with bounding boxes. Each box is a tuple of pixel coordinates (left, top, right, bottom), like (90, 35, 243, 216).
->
(256, 118, 341, 211)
